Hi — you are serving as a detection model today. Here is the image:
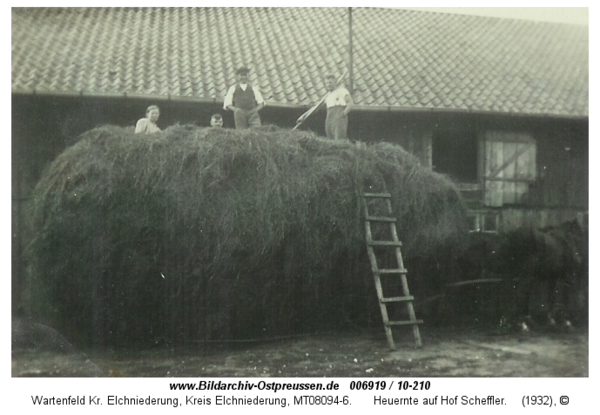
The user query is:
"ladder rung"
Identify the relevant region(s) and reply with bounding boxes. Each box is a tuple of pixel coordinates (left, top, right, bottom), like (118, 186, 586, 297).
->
(376, 268, 407, 274)
(363, 192, 392, 198)
(366, 216, 396, 222)
(386, 320, 424, 326)
(369, 240, 403, 247)
(381, 295, 414, 303)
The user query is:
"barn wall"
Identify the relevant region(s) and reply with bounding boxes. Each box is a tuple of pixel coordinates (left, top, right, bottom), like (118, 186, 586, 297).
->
(527, 125, 588, 209)
(484, 119, 588, 231)
(12, 94, 589, 314)
(499, 208, 587, 231)
(386, 112, 589, 233)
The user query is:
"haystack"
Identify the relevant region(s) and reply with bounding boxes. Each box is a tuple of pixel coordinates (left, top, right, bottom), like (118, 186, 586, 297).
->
(25, 125, 468, 346)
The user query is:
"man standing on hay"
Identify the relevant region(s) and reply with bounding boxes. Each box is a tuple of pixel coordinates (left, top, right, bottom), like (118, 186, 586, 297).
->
(224, 67, 266, 129)
(324, 74, 353, 139)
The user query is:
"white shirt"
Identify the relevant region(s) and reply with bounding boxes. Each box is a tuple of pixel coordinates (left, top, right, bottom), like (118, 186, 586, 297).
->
(134, 118, 161, 134)
(223, 83, 265, 109)
(325, 86, 351, 108)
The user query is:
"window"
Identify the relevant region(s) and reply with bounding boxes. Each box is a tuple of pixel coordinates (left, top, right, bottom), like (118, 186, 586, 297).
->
(467, 210, 499, 234)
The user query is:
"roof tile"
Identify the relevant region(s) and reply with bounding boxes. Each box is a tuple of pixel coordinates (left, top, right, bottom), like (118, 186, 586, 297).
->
(11, 7, 588, 117)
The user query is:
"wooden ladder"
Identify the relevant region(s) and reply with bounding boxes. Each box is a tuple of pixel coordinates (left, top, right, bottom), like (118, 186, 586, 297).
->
(362, 192, 423, 349)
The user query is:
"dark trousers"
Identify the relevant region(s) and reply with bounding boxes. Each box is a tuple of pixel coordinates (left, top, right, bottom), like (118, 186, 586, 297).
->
(234, 108, 261, 129)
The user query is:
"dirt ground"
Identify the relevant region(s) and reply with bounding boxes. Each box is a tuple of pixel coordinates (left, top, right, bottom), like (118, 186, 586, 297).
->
(12, 324, 588, 377)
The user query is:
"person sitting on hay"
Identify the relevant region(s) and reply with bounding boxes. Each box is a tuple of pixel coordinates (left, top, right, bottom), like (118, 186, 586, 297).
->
(223, 67, 265, 129)
(210, 113, 224, 128)
(134, 105, 161, 134)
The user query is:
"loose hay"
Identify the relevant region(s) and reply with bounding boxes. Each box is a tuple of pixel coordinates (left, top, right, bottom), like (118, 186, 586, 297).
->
(25, 125, 468, 346)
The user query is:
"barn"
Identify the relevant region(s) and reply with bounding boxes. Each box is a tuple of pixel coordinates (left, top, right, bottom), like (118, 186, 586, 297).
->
(12, 8, 588, 337)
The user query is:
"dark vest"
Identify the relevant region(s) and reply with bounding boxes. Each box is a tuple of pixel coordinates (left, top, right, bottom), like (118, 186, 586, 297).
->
(233, 84, 257, 110)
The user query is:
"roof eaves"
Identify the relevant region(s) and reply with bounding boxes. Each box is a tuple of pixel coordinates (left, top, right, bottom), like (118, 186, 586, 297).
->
(11, 89, 223, 105)
(352, 104, 589, 120)
(12, 89, 588, 120)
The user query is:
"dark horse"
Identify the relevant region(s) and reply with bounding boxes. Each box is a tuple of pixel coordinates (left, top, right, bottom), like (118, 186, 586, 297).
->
(498, 219, 587, 331)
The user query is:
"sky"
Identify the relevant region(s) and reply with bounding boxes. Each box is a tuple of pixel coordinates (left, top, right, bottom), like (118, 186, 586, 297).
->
(5, 4, 591, 26)
(399, 7, 589, 25)
(217, 2, 591, 25)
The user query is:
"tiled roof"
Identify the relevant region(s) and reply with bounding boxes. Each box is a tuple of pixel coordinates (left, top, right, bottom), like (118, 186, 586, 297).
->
(11, 7, 588, 117)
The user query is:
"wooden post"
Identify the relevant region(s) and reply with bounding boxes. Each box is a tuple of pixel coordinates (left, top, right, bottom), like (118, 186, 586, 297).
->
(348, 7, 354, 94)
(423, 131, 433, 169)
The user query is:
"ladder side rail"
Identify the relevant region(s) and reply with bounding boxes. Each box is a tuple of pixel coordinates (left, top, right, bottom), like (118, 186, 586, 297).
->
(365, 238, 395, 347)
(363, 200, 390, 316)
(385, 196, 423, 347)
(363, 196, 396, 349)
(385, 197, 407, 274)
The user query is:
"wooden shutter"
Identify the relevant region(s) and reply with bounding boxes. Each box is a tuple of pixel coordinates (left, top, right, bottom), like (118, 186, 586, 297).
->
(484, 131, 536, 207)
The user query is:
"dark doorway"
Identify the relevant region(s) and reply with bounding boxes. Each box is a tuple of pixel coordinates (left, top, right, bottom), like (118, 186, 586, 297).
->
(432, 130, 478, 183)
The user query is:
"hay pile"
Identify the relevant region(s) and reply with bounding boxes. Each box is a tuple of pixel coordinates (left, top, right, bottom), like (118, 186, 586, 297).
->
(25, 125, 468, 346)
